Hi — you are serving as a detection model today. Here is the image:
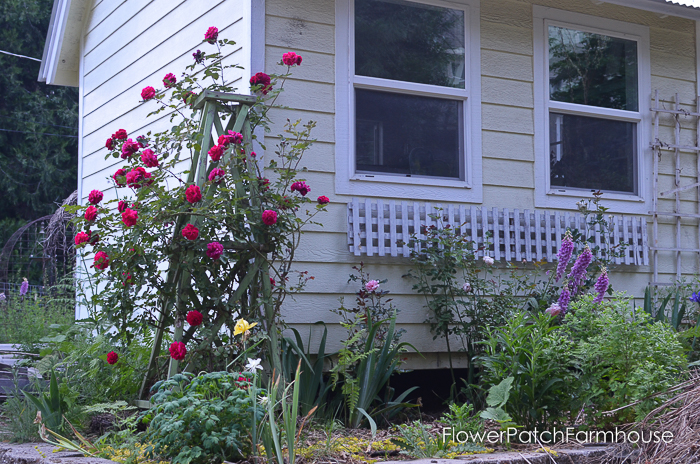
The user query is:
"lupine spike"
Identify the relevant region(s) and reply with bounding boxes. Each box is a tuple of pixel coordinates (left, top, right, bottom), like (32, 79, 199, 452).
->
(593, 267, 609, 304)
(558, 283, 571, 314)
(568, 245, 593, 295)
(555, 230, 574, 282)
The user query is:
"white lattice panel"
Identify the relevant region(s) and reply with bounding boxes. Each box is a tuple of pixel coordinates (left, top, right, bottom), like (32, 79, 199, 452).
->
(347, 199, 649, 265)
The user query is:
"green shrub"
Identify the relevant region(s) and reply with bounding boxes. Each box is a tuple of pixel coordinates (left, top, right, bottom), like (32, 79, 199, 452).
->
(477, 311, 579, 429)
(145, 371, 263, 464)
(566, 295, 687, 424)
(0, 368, 40, 443)
(0, 289, 74, 348)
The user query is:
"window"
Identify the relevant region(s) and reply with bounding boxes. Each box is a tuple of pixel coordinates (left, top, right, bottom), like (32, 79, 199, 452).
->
(335, 0, 482, 202)
(533, 7, 650, 213)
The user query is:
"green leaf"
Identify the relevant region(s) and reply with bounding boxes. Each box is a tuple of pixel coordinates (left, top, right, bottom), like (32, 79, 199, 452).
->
(486, 376, 514, 408)
(479, 407, 512, 422)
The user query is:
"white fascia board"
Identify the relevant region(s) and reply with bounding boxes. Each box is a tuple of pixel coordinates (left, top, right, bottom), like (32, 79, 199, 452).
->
(38, 0, 61, 82)
(602, 0, 700, 19)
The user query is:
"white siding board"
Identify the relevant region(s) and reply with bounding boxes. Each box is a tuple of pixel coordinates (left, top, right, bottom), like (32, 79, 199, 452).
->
(481, 49, 533, 82)
(266, 0, 335, 25)
(266, 15, 334, 54)
(481, 76, 533, 108)
(265, 47, 335, 83)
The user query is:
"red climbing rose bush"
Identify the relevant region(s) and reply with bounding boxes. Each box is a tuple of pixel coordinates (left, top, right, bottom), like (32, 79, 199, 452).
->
(70, 31, 325, 375)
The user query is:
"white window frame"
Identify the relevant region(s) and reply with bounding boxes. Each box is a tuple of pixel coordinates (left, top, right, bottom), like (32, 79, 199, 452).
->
(335, 0, 482, 202)
(533, 6, 651, 215)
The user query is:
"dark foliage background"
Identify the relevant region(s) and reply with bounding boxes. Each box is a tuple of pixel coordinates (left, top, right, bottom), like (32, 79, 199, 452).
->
(0, 0, 78, 246)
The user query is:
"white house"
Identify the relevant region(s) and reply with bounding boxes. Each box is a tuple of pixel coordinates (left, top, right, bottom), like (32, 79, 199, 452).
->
(39, 0, 700, 367)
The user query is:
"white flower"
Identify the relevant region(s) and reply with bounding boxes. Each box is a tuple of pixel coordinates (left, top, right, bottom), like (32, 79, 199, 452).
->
(0, 293, 5, 301)
(483, 256, 495, 265)
(258, 395, 269, 406)
(245, 358, 263, 372)
(462, 282, 472, 292)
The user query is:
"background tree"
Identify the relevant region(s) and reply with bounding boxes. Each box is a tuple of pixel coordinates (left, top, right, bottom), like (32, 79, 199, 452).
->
(0, 0, 78, 247)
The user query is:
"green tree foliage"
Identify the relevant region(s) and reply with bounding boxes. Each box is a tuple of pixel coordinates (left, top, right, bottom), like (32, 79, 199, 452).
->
(0, 0, 78, 238)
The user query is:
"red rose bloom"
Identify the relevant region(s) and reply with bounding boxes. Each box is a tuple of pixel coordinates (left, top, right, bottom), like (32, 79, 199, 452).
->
(113, 168, 127, 187)
(262, 210, 278, 226)
(208, 168, 225, 183)
(208, 144, 224, 161)
(122, 208, 138, 227)
(270, 277, 276, 287)
(117, 200, 128, 213)
(113, 129, 128, 140)
(121, 138, 140, 159)
(182, 223, 199, 240)
(317, 195, 330, 205)
(163, 73, 177, 88)
(258, 178, 270, 190)
(185, 184, 202, 204)
(186, 310, 203, 326)
(106, 138, 114, 150)
(88, 190, 104, 205)
(75, 232, 89, 246)
(94, 251, 110, 270)
(84, 205, 98, 222)
(126, 167, 151, 188)
(250, 72, 272, 95)
(282, 52, 303, 66)
(107, 351, 118, 365)
(122, 272, 134, 286)
(88, 230, 100, 246)
(183, 91, 196, 106)
(169, 342, 187, 361)
(141, 86, 156, 100)
(206, 241, 224, 260)
(204, 26, 218, 44)
(291, 181, 311, 196)
(141, 149, 159, 167)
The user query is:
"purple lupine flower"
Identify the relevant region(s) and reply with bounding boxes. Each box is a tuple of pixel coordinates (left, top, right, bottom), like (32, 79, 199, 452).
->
(555, 230, 574, 282)
(19, 278, 28, 296)
(558, 284, 571, 313)
(593, 268, 609, 304)
(567, 245, 592, 295)
(690, 292, 700, 304)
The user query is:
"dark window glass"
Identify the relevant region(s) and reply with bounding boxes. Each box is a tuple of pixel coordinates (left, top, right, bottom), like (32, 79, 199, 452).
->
(355, 0, 465, 88)
(356, 89, 462, 179)
(549, 112, 636, 193)
(549, 25, 638, 111)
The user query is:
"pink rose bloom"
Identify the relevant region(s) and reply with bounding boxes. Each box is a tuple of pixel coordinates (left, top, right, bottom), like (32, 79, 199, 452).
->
(282, 52, 303, 66)
(169, 341, 187, 360)
(185, 184, 202, 204)
(122, 208, 138, 227)
(545, 303, 562, 317)
(483, 256, 495, 265)
(117, 200, 128, 213)
(112, 129, 128, 140)
(163, 73, 177, 88)
(187, 310, 203, 326)
(84, 205, 98, 222)
(121, 138, 140, 159)
(207, 241, 224, 260)
(126, 167, 151, 188)
(182, 223, 199, 240)
(107, 351, 118, 365)
(113, 168, 127, 187)
(462, 282, 472, 292)
(141, 86, 156, 101)
(105, 138, 114, 150)
(94, 251, 110, 270)
(208, 144, 224, 161)
(208, 168, 225, 183)
(204, 26, 218, 44)
(141, 149, 159, 167)
(262, 210, 278, 226)
(317, 195, 330, 205)
(291, 181, 311, 196)
(74, 232, 89, 246)
(88, 190, 104, 205)
(365, 280, 380, 293)
(250, 72, 272, 95)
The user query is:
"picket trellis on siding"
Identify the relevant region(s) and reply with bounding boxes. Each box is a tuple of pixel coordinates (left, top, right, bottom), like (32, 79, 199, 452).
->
(347, 199, 649, 265)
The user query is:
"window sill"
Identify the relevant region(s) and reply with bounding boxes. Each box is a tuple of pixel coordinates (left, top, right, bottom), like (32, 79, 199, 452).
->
(336, 174, 483, 203)
(351, 174, 470, 189)
(537, 188, 649, 215)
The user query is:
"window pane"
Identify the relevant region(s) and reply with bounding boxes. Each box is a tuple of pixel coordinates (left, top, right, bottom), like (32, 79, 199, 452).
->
(550, 112, 636, 193)
(549, 25, 638, 111)
(355, 0, 465, 88)
(356, 89, 462, 179)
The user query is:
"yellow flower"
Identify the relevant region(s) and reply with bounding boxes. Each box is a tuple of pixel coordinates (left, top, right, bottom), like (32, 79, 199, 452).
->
(234, 319, 257, 336)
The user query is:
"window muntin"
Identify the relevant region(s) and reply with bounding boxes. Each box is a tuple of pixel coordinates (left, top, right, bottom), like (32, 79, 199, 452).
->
(352, 0, 468, 180)
(355, 0, 465, 88)
(545, 23, 641, 195)
(549, 25, 638, 111)
(355, 89, 463, 179)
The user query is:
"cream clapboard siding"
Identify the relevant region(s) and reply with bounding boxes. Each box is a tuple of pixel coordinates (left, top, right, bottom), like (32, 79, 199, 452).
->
(76, 0, 254, 319)
(264, 0, 700, 362)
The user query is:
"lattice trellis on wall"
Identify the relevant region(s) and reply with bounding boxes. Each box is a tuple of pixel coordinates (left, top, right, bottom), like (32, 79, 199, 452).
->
(348, 198, 649, 265)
